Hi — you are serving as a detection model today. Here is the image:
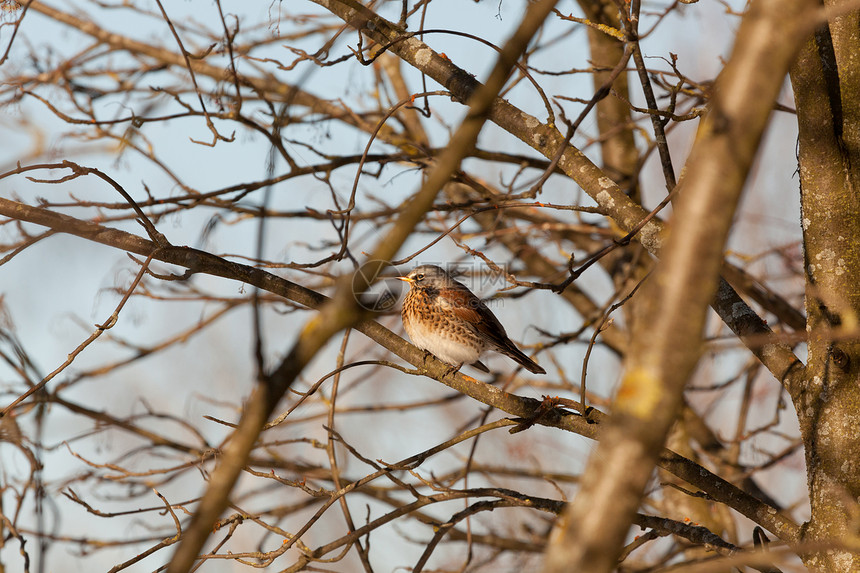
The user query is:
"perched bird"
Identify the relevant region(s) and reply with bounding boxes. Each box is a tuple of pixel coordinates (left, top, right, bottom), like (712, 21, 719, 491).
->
(398, 265, 545, 374)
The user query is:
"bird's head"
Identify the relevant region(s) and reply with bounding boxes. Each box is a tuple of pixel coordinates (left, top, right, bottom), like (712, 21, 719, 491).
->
(397, 265, 453, 289)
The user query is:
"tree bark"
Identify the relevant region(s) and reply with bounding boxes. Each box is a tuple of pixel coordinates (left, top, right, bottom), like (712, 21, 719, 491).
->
(790, 5, 860, 569)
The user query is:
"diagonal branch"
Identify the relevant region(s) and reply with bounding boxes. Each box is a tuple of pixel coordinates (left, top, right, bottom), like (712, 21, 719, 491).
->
(543, 0, 816, 570)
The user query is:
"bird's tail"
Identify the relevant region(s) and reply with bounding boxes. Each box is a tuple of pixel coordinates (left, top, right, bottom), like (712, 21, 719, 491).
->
(498, 341, 545, 375)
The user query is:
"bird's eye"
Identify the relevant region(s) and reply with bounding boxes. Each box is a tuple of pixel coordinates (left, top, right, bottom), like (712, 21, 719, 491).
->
(416, 273, 425, 281)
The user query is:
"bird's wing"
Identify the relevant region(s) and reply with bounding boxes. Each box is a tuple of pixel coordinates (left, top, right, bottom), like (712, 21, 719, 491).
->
(444, 284, 546, 375)
(442, 286, 511, 348)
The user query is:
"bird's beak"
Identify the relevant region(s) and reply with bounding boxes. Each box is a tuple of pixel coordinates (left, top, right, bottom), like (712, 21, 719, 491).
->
(397, 276, 412, 283)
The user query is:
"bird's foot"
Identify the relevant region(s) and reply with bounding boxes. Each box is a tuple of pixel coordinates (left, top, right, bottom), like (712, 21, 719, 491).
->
(440, 362, 463, 378)
(421, 350, 433, 366)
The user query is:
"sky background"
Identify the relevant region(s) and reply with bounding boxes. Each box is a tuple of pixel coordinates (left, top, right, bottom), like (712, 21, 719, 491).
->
(0, 1, 805, 571)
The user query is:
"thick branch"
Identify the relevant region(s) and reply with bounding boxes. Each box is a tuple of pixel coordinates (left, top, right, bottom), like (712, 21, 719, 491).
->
(543, 0, 815, 570)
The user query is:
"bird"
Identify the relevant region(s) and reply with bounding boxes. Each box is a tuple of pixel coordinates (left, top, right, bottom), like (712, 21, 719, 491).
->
(398, 265, 545, 375)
